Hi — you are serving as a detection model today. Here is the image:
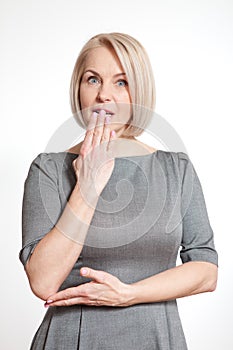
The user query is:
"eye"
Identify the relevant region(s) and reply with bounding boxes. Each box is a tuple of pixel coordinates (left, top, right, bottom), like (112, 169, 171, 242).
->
(87, 76, 100, 85)
(116, 79, 128, 87)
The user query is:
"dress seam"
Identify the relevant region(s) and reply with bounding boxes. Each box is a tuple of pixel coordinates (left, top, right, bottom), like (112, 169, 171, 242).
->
(77, 306, 82, 349)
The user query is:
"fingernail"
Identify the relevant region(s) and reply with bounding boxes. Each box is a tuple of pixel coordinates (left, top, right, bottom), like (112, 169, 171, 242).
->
(44, 302, 50, 308)
(100, 109, 106, 116)
(111, 130, 116, 137)
(105, 116, 110, 123)
(93, 112, 98, 118)
(46, 300, 53, 304)
(81, 268, 88, 275)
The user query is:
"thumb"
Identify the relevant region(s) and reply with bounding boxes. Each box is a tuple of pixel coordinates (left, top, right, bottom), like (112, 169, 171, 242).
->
(80, 267, 109, 283)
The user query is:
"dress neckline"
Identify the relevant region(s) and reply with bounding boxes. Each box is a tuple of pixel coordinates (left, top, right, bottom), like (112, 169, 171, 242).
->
(61, 150, 159, 160)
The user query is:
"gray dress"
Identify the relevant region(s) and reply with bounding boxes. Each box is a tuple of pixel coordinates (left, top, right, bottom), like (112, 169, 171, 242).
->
(19, 150, 218, 350)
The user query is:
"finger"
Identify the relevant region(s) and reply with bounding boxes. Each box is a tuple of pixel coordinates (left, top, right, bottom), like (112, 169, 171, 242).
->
(107, 129, 116, 155)
(72, 155, 81, 171)
(80, 112, 98, 155)
(80, 267, 109, 284)
(44, 297, 98, 307)
(46, 286, 83, 303)
(45, 281, 103, 307)
(87, 111, 98, 132)
(92, 109, 106, 147)
(46, 281, 100, 303)
(100, 116, 111, 144)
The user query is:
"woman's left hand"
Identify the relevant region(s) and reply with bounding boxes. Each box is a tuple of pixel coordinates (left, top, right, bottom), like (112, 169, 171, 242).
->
(44, 267, 133, 308)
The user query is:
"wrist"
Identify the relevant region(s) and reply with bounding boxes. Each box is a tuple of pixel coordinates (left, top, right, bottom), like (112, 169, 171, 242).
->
(122, 283, 138, 307)
(71, 183, 99, 209)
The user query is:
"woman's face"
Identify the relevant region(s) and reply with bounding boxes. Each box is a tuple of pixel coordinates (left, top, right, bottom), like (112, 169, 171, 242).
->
(79, 46, 132, 136)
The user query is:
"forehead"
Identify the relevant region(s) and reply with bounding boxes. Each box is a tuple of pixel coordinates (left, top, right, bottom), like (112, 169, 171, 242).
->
(84, 46, 124, 74)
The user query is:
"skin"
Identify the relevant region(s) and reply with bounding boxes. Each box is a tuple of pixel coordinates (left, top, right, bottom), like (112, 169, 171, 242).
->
(24, 45, 218, 308)
(45, 262, 218, 308)
(68, 46, 156, 155)
(44, 47, 218, 308)
(80, 46, 132, 137)
(25, 111, 117, 300)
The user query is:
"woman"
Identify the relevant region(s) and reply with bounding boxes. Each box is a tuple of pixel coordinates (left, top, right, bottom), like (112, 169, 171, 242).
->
(20, 32, 218, 349)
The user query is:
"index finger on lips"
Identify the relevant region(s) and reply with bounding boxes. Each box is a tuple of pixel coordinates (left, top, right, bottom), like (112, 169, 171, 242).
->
(80, 112, 98, 154)
(92, 110, 106, 147)
(87, 111, 98, 132)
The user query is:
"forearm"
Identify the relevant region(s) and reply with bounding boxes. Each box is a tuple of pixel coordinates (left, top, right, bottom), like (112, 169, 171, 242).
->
(127, 261, 218, 305)
(25, 184, 99, 301)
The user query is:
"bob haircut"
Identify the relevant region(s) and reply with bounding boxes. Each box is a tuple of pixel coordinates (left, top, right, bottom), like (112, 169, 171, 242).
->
(70, 32, 156, 137)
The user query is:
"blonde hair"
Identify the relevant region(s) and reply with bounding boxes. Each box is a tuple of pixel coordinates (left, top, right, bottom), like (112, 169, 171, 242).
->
(70, 32, 156, 137)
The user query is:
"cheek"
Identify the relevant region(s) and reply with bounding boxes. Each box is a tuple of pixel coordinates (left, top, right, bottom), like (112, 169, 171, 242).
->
(121, 91, 132, 105)
(79, 86, 87, 109)
(79, 85, 94, 110)
(118, 89, 132, 104)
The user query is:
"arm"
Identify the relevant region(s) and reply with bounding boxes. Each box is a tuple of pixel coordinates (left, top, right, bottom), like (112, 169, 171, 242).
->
(128, 152, 219, 305)
(44, 261, 217, 307)
(45, 152, 218, 308)
(21, 112, 115, 301)
(25, 183, 99, 301)
(127, 261, 218, 305)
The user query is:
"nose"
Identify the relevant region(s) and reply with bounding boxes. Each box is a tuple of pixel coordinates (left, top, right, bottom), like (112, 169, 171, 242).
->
(96, 84, 112, 103)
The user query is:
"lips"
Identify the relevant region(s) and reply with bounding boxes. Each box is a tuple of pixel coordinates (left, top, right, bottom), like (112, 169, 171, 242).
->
(92, 108, 115, 116)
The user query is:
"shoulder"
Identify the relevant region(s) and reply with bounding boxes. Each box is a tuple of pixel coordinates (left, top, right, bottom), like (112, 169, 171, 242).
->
(155, 150, 194, 182)
(29, 152, 75, 167)
(27, 152, 58, 172)
(156, 150, 191, 167)
(25, 152, 65, 180)
(156, 149, 189, 159)
(26, 152, 77, 179)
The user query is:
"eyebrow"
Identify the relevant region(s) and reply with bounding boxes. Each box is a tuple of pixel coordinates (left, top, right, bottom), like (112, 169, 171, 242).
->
(83, 69, 126, 78)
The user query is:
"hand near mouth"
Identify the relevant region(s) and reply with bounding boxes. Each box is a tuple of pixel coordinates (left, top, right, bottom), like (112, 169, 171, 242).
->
(92, 108, 115, 117)
(72, 109, 117, 202)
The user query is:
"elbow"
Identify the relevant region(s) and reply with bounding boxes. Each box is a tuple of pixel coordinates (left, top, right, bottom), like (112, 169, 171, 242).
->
(202, 263, 218, 293)
(29, 280, 58, 301)
(206, 276, 218, 292)
(25, 262, 59, 301)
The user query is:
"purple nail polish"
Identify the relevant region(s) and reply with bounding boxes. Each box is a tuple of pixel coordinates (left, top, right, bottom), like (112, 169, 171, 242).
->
(100, 109, 106, 116)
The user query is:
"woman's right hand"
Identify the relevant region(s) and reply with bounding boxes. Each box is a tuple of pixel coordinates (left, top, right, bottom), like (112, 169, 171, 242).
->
(72, 109, 116, 201)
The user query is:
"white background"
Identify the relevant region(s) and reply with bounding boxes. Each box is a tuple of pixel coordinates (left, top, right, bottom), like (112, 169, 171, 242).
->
(1, 0, 232, 349)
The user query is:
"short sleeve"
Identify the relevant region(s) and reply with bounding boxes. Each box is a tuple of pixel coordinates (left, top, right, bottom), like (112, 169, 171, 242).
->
(178, 152, 218, 266)
(19, 153, 62, 267)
